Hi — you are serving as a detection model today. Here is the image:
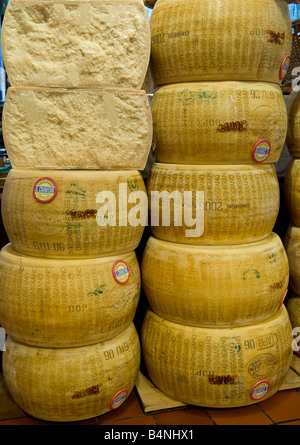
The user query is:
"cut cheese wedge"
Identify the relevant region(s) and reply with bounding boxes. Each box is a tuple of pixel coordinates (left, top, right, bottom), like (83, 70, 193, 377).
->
(3, 87, 153, 171)
(147, 163, 280, 245)
(3, 323, 140, 422)
(141, 306, 293, 408)
(152, 82, 287, 164)
(2, 0, 150, 89)
(284, 224, 300, 294)
(0, 244, 140, 347)
(284, 159, 300, 226)
(149, 0, 292, 86)
(1, 169, 147, 258)
(141, 234, 289, 327)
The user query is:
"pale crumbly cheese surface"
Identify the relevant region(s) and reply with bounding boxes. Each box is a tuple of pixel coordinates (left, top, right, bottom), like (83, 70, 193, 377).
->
(2, 0, 150, 89)
(3, 87, 153, 170)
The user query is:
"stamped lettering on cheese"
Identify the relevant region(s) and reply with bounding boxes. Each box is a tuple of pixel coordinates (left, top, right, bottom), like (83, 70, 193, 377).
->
(33, 177, 57, 203)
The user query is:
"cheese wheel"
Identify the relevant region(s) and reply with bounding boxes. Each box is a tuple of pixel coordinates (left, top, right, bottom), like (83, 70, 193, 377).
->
(286, 90, 300, 157)
(3, 87, 153, 171)
(147, 163, 280, 245)
(0, 244, 140, 347)
(284, 159, 300, 226)
(284, 224, 300, 294)
(152, 82, 287, 164)
(286, 292, 300, 355)
(3, 323, 140, 422)
(2, 0, 150, 89)
(141, 306, 293, 408)
(1, 169, 147, 258)
(141, 234, 289, 327)
(149, 0, 292, 86)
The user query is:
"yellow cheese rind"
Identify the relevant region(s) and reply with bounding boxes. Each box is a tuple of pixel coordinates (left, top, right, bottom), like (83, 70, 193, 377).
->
(284, 224, 300, 294)
(286, 292, 300, 354)
(1, 169, 147, 258)
(141, 307, 293, 408)
(3, 87, 153, 171)
(147, 163, 280, 245)
(152, 82, 287, 164)
(150, 0, 292, 86)
(286, 90, 300, 157)
(3, 323, 140, 422)
(2, 0, 150, 89)
(284, 159, 300, 226)
(0, 244, 140, 347)
(141, 234, 289, 327)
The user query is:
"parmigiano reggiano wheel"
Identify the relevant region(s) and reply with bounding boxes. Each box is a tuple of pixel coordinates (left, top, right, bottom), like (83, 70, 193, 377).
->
(286, 90, 300, 157)
(141, 234, 289, 327)
(284, 224, 300, 294)
(141, 306, 293, 408)
(149, 0, 292, 86)
(0, 244, 140, 347)
(2, 0, 150, 89)
(147, 163, 280, 245)
(286, 292, 300, 355)
(3, 323, 140, 422)
(284, 159, 300, 226)
(3, 87, 152, 171)
(152, 82, 287, 164)
(1, 169, 147, 258)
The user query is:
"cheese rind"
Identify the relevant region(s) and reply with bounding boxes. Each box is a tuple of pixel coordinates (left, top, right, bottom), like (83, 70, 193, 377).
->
(150, 0, 292, 86)
(0, 244, 140, 347)
(284, 224, 300, 294)
(147, 163, 280, 245)
(284, 159, 300, 226)
(286, 90, 300, 157)
(141, 307, 293, 408)
(2, 0, 150, 89)
(3, 323, 140, 422)
(1, 169, 147, 258)
(3, 87, 153, 171)
(286, 292, 300, 354)
(152, 82, 287, 164)
(141, 234, 289, 327)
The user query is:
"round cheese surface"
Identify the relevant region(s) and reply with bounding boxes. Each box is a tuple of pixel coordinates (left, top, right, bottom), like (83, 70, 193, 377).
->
(141, 307, 293, 408)
(3, 323, 140, 422)
(1, 169, 147, 258)
(147, 163, 280, 245)
(152, 82, 287, 165)
(150, 0, 292, 86)
(141, 234, 289, 327)
(0, 244, 140, 347)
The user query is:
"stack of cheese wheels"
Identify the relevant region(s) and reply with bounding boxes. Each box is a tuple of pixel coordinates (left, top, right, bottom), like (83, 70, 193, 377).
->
(141, 0, 294, 409)
(284, 93, 300, 354)
(0, 0, 151, 422)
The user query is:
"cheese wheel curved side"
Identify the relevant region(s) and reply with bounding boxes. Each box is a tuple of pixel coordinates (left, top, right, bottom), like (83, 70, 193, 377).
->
(147, 163, 280, 245)
(141, 234, 289, 327)
(141, 307, 293, 408)
(1, 169, 147, 258)
(3, 323, 140, 422)
(152, 82, 287, 164)
(0, 244, 140, 347)
(150, 0, 292, 85)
